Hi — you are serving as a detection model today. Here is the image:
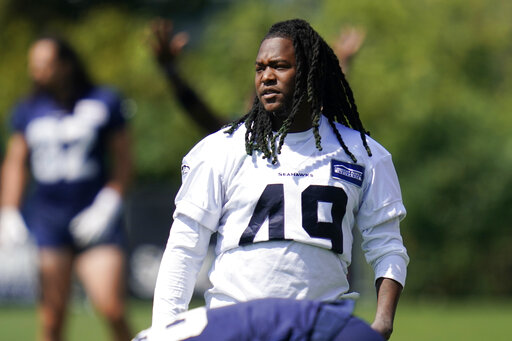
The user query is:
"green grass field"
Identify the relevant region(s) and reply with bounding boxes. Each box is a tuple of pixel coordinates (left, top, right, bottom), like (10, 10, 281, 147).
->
(355, 299, 512, 341)
(1, 298, 511, 340)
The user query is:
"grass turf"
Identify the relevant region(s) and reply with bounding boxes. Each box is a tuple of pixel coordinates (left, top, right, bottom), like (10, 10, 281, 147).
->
(1, 298, 511, 340)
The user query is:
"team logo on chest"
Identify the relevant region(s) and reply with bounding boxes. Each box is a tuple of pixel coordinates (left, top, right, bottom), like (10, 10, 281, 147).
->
(331, 159, 364, 187)
(277, 171, 312, 177)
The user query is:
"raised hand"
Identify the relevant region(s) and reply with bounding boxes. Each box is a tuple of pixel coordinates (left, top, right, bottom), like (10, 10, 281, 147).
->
(150, 18, 190, 68)
(333, 26, 366, 72)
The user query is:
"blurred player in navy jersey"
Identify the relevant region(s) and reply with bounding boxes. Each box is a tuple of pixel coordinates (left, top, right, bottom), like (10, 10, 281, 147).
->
(151, 19, 408, 340)
(0, 36, 133, 341)
(135, 298, 383, 341)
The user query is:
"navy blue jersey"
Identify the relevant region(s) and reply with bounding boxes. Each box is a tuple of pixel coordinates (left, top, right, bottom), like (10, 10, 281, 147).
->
(10, 87, 126, 247)
(11, 87, 125, 206)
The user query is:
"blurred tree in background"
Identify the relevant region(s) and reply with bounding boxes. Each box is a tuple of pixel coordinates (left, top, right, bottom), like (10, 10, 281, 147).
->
(1, 0, 511, 298)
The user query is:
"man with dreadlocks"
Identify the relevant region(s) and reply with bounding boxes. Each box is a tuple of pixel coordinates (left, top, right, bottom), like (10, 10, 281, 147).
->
(152, 19, 408, 340)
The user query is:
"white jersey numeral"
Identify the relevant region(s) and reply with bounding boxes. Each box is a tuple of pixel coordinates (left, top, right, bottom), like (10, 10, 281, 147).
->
(26, 101, 107, 184)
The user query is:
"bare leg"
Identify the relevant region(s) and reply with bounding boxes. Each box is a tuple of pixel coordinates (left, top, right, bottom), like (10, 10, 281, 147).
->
(38, 247, 74, 341)
(75, 245, 132, 341)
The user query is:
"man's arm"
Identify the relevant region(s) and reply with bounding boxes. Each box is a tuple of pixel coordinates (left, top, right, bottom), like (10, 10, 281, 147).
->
(105, 127, 133, 195)
(150, 19, 224, 134)
(371, 277, 402, 340)
(0, 134, 29, 246)
(361, 217, 407, 340)
(1, 134, 28, 208)
(152, 215, 212, 328)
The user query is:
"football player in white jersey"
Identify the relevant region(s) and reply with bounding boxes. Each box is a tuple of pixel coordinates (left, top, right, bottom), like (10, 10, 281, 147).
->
(152, 19, 408, 340)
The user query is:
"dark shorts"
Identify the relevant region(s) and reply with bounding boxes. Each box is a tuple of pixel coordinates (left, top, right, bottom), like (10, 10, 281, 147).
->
(312, 301, 385, 341)
(24, 197, 125, 252)
(184, 298, 384, 341)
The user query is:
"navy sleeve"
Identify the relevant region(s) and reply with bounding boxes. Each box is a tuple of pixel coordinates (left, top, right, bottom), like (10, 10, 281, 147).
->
(94, 87, 127, 131)
(106, 92, 126, 130)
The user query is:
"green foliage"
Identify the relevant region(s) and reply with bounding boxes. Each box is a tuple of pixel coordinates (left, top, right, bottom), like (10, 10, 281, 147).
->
(0, 6, 204, 182)
(1, 0, 512, 296)
(0, 18, 34, 149)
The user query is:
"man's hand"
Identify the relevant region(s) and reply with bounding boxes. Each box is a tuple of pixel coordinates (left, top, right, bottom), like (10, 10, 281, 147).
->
(333, 26, 366, 72)
(149, 18, 189, 68)
(371, 317, 393, 340)
(371, 277, 402, 339)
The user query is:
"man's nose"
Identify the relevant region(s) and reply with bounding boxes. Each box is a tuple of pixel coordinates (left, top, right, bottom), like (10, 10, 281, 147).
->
(261, 68, 276, 84)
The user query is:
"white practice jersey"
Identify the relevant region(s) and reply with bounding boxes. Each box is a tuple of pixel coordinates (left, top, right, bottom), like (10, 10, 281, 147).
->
(172, 115, 408, 308)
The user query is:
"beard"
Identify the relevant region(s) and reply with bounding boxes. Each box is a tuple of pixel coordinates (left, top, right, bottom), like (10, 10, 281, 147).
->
(266, 101, 294, 131)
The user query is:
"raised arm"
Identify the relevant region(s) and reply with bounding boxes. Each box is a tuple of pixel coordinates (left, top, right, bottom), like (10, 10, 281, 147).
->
(150, 18, 224, 134)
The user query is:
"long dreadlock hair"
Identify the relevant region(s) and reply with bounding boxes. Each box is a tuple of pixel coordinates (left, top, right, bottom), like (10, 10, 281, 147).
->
(225, 19, 372, 164)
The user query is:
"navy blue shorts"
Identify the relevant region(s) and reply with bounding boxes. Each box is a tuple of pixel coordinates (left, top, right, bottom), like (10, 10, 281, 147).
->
(312, 301, 384, 341)
(23, 197, 125, 252)
(183, 298, 384, 341)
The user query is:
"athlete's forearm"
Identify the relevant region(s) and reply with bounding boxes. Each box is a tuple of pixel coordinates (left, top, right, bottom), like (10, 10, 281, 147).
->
(371, 277, 402, 339)
(1, 134, 28, 207)
(163, 64, 224, 134)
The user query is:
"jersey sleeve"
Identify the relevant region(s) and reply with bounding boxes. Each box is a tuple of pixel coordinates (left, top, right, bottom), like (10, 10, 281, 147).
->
(356, 154, 409, 286)
(99, 88, 126, 131)
(152, 214, 212, 328)
(360, 218, 409, 286)
(356, 154, 406, 229)
(173, 144, 224, 231)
